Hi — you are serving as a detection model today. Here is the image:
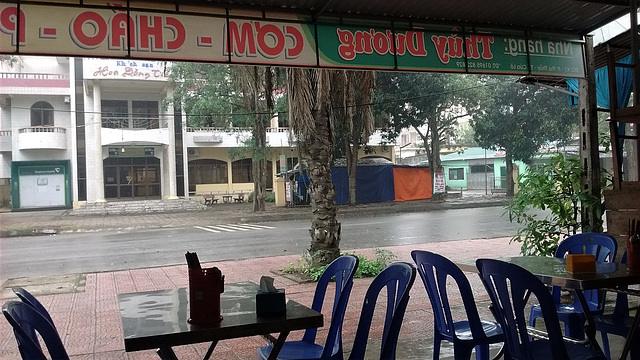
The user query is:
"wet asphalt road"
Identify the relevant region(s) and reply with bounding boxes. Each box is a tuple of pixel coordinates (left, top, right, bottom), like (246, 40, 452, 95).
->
(0, 206, 531, 280)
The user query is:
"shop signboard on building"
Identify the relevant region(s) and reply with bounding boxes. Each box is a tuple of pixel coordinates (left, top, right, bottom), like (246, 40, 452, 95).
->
(1, 2, 585, 78)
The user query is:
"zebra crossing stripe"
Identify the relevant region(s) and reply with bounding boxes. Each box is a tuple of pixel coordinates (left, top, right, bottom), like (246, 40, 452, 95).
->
(216, 224, 249, 231)
(240, 224, 276, 229)
(195, 226, 221, 233)
(233, 224, 269, 230)
(206, 225, 235, 232)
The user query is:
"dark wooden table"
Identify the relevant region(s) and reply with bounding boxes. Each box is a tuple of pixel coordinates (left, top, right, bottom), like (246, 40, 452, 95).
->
(458, 256, 640, 360)
(118, 282, 323, 360)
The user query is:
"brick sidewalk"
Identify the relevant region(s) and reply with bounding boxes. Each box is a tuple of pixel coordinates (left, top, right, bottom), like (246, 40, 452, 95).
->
(0, 237, 520, 360)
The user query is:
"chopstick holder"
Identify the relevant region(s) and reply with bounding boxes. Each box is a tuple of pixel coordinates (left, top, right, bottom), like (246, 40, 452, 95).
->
(186, 252, 224, 324)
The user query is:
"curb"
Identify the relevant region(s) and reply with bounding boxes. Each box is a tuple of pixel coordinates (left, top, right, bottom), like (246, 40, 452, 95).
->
(0, 198, 510, 238)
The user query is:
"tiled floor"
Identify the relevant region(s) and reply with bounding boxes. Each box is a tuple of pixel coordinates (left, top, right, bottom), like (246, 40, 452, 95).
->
(0, 237, 550, 359)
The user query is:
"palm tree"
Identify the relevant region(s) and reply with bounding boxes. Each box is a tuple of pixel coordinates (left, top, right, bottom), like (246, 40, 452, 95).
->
(287, 68, 340, 265)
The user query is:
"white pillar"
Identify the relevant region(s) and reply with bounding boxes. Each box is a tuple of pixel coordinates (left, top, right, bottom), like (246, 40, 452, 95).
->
(182, 107, 190, 199)
(166, 93, 178, 199)
(92, 82, 106, 202)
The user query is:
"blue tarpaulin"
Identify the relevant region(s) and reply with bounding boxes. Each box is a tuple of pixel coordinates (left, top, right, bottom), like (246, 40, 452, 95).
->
(567, 53, 635, 165)
(356, 166, 396, 203)
(332, 167, 349, 205)
(332, 165, 398, 204)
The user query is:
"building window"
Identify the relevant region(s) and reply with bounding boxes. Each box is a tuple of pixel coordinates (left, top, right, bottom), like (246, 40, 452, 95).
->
(469, 164, 494, 173)
(449, 168, 464, 180)
(30, 101, 54, 126)
(101, 100, 159, 129)
(132, 101, 159, 129)
(188, 159, 228, 192)
(102, 100, 129, 128)
(232, 158, 253, 183)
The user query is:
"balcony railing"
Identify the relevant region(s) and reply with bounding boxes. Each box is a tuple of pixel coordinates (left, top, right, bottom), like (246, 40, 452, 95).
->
(102, 116, 161, 129)
(186, 127, 290, 133)
(0, 73, 69, 80)
(18, 126, 67, 150)
(0, 73, 70, 90)
(0, 130, 11, 151)
(18, 126, 66, 134)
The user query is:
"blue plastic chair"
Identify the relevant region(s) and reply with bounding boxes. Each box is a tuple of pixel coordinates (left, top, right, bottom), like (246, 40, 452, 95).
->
(12, 287, 57, 330)
(347, 262, 416, 360)
(258, 254, 359, 360)
(476, 259, 606, 360)
(411, 250, 503, 360)
(529, 233, 617, 339)
(594, 251, 640, 360)
(3, 300, 70, 360)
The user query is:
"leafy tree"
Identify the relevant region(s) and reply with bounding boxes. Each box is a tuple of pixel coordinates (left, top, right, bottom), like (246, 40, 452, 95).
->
(330, 70, 375, 204)
(287, 68, 340, 266)
(169, 63, 279, 211)
(375, 72, 484, 182)
(168, 63, 241, 128)
(471, 77, 577, 196)
(451, 123, 478, 148)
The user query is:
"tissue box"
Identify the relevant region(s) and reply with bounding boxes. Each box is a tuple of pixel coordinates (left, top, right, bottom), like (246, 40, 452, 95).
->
(566, 254, 596, 273)
(256, 289, 286, 316)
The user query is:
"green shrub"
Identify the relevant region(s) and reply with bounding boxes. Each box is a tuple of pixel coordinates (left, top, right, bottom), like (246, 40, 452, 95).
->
(265, 192, 275, 202)
(507, 153, 606, 256)
(283, 249, 397, 281)
(247, 191, 275, 203)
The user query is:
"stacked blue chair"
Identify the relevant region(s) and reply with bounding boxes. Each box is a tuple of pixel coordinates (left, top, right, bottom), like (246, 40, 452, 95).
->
(3, 300, 70, 360)
(12, 287, 57, 330)
(347, 262, 416, 360)
(594, 251, 640, 360)
(258, 254, 359, 360)
(412, 250, 503, 360)
(477, 258, 606, 360)
(529, 233, 617, 339)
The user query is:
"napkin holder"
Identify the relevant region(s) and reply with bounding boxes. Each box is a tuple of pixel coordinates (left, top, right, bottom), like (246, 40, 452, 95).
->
(188, 266, 224, 324)
(566, 254, 596, 273)
(256, 276, 286, 317)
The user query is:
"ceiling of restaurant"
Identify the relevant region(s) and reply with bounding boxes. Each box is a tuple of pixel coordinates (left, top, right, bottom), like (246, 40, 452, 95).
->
(151, 0, 633, 35)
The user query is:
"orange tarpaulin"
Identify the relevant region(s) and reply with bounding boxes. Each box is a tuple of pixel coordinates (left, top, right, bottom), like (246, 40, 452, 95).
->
(393, 167, 432, 201)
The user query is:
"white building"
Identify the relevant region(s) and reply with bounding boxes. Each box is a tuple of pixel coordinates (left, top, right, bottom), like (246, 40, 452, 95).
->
(0, 56, 393, 210)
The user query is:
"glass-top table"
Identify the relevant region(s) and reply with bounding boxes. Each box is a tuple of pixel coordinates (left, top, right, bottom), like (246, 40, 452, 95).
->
(118, 281, 323, 360)
(458, 256, 640, 360)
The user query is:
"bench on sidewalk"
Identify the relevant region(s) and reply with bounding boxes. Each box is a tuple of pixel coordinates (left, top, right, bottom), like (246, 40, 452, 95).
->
(197, 192, 218, 205)
(233, 193, 245, 203)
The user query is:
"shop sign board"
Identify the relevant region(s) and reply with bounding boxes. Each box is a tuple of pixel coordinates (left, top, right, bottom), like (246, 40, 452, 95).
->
(434, 172, 446, 194)
(0, 2, 585, 78)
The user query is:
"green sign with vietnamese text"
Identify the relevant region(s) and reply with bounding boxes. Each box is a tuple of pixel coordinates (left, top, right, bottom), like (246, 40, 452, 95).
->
(1, 2, 585, 78)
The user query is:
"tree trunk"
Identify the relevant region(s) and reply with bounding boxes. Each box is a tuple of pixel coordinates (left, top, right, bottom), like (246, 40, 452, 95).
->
(252, 115, 266, 211)
(428, 116, 441, 190)
(505, 151, 515, 197)
(252, 67, 266, 212)
(345, 137, 358, 205)
(308, 108, 341, 266)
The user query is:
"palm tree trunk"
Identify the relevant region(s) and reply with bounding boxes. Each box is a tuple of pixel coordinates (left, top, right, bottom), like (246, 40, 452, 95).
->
(307, 106, 341, 265)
